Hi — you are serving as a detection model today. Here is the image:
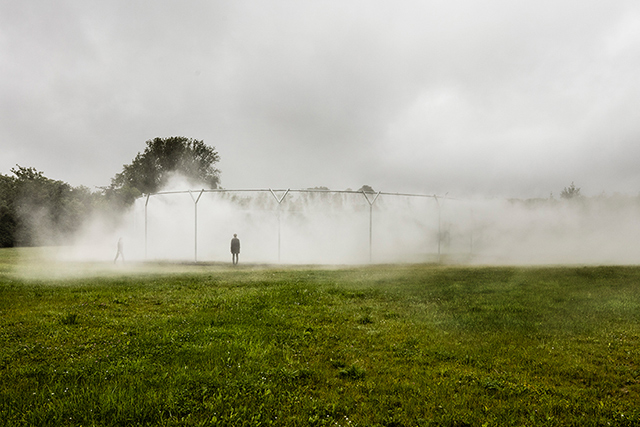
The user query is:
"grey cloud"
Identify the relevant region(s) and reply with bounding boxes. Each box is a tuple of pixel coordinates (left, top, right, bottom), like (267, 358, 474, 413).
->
(1, 0, 639, 196)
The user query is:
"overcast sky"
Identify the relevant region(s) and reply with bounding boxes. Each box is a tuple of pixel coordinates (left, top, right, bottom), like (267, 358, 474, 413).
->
(1, 0, 639, 198)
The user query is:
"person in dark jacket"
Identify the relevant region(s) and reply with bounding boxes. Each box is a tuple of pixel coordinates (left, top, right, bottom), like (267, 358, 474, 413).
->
(230, 234, 240, 265)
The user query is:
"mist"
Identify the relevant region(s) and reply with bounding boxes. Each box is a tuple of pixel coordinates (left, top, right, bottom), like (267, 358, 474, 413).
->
(52, 174, 640, 267)
(461, 196, 640, 265)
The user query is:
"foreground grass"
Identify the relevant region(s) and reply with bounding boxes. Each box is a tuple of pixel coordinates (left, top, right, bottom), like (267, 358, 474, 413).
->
(1, 249, 640, 426)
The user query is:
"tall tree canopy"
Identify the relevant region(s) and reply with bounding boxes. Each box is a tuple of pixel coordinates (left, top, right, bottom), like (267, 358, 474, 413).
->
(111, 137, 220, 196)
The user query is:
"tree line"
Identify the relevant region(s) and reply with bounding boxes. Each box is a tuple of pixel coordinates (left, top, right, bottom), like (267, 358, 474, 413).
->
(0, 137, 220, 247)
(0, 134, 602, 248)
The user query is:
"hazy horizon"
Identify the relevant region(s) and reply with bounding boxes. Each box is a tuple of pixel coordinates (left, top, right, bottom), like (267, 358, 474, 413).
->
(40, 174, 639, 268)
(2, 1, 640, 199)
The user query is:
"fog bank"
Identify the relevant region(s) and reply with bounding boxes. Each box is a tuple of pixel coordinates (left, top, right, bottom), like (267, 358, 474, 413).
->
(60, 183, 640, 266)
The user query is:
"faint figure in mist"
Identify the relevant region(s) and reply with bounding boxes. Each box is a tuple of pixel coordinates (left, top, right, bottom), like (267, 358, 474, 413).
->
(230, 234, 240, 265)
(114, 237, 125, 264)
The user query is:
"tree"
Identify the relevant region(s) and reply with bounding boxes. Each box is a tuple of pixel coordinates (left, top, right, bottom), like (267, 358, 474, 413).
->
(111, 137, 220, 197)
(0, 173, 17, 247)
(560, 182, 582, 200)
(358, 185, 376, 194)
(0, 166, 98, 247)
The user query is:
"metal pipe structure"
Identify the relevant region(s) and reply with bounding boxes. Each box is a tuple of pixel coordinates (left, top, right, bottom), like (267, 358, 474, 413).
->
(469, 208, 474, 257)
(361, 190, 381, 263)
(433, 192, 449, 263)
(144, 193, 150, 259)
(188, 189, 205, 262)
(141, 188, 451, 264)
(269, 189, 290, 263)
(434, 195, 440, 261)
(151, 188, 443, 199)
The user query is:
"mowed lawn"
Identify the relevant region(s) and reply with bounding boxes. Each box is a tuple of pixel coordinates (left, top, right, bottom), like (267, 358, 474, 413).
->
(1, 248, 640, 426)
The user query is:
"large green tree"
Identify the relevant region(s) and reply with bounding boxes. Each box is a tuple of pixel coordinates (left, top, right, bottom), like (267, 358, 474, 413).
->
(0, 166, 98, 247)
(0, 173, 17, 247)
(111, 137, 220, 197)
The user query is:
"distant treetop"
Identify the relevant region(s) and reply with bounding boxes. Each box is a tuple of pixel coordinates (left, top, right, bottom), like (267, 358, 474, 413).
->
(358, 185, 376, 193)
(560, 182, 582, 199)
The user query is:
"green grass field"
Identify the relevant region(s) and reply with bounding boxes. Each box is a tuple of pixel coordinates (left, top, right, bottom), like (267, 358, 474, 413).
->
(1, 248, 640, 426)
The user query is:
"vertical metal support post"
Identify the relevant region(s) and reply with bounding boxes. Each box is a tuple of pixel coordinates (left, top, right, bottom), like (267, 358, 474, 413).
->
(369, 204, 373, 262)
(269, 189, 290, 263)
(144, 194, 150, 260)
(189, 190, 205, 263)
(434, 193, 448, 263)
(469, 208, 474, 257)
(434, 196, 441, 262)
(362, 191, 381, 263)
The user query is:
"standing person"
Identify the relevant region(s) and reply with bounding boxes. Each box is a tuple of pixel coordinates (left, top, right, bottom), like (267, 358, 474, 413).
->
(230, 234, 240, 265)
(114, 237, 124, 264)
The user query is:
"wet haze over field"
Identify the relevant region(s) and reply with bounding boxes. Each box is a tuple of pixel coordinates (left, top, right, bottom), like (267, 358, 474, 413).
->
(3, 1, 640, 270)
(54, 177, 640, 267)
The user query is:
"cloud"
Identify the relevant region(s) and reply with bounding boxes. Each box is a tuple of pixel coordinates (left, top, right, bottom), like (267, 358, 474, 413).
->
(1, 0, 639, 197)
